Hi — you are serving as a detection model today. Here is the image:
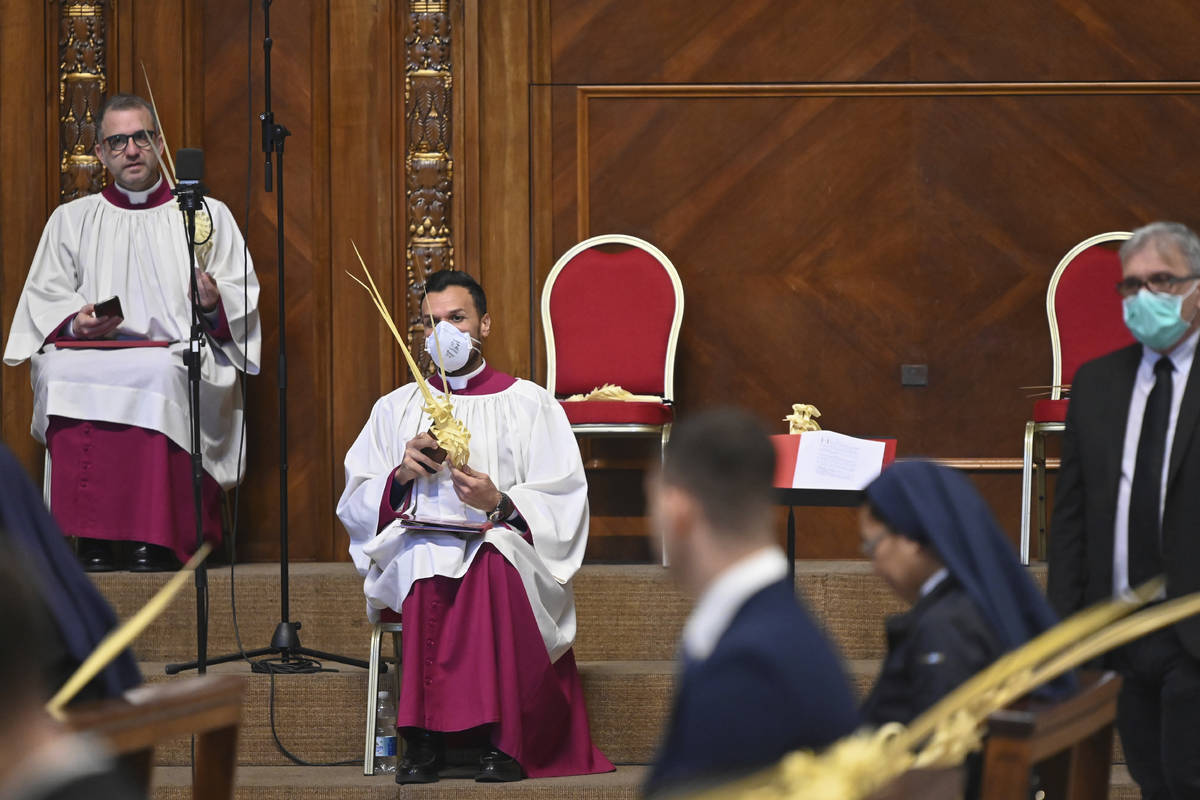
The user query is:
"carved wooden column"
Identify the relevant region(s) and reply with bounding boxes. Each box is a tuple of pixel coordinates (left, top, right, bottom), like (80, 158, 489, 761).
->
(404, 0, 454, 361)
(57, 0, 108, 203)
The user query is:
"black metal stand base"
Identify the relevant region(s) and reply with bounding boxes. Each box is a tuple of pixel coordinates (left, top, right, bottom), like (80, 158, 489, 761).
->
(165, 622, 370, 674)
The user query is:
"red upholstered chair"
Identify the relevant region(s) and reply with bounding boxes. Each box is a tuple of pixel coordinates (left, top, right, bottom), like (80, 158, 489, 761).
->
(1020, 232, 1133, 563)
(363, 608, 402, 775)
(541, 234, 684, 459)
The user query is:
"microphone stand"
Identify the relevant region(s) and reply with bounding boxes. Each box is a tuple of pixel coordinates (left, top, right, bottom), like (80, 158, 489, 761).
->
(175, 176, 210, 675)
(167, 0, 366, 675)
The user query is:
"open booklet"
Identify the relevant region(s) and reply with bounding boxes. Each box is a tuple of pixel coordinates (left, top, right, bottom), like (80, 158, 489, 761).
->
(396, 492, 489, 538)
(772, 431, 895, 490)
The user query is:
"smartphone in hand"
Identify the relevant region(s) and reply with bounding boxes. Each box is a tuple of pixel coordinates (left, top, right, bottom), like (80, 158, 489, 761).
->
(94, 295, 123, 319)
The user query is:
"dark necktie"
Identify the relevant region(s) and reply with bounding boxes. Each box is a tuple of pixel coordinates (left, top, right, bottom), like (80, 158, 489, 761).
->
(1128, 356, 1173, 586)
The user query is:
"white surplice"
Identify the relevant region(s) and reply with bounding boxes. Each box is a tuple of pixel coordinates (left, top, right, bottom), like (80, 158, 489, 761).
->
(2, 184, 261, 488)
(337, 370, 589, 661)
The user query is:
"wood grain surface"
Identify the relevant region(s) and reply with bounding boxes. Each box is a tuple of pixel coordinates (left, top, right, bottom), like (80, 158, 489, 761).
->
(3, 0, 1198, 561)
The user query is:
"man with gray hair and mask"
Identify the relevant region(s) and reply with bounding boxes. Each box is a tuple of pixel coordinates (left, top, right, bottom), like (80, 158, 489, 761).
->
(338, 269, 612, 785)
(1050, 221, 1200, 799)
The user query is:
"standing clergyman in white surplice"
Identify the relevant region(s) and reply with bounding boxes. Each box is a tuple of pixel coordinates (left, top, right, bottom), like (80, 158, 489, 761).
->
(2, 93, 260, 572)
(337, 269, 611, 784)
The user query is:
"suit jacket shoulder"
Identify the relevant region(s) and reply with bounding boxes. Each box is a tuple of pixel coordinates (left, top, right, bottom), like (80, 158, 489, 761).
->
(646, 579, 859, 797)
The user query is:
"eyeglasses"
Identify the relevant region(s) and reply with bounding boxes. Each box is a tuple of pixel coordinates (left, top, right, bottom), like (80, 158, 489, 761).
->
(1115, 273, 1200, 299)
(101, 129, 157, 153)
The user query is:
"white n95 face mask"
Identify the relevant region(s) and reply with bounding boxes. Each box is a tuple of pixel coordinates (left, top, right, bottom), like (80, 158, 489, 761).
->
(424, 320, 474, 372)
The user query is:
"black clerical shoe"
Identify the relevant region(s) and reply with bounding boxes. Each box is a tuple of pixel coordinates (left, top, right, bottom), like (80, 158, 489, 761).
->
(395, 730, 444, 785)
(77, 538, 116, 573)
(129, 542, 177, 573)
(475, 749, 523, 783)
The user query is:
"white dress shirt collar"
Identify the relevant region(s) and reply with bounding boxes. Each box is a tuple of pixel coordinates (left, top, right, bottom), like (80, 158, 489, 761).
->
(681, 546, 789, 663)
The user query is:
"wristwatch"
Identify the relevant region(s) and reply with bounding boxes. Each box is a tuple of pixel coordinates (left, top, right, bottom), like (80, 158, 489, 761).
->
(487, 492, 514, 523)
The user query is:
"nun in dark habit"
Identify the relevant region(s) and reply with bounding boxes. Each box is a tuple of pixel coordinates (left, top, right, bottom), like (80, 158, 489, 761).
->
(858, 460, 1072, 726)
(0, 443, 140, 703)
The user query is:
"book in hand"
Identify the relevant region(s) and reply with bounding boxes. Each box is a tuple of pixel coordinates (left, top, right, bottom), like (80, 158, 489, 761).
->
(398, 516, 489, 539)
(772, 431, 893, 490)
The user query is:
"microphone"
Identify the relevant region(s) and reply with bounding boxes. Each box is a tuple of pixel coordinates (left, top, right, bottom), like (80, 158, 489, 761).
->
(173, 148, 209, 212)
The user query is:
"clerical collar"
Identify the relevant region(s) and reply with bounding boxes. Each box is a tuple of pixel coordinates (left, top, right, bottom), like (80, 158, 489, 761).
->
(428, 361, 518, 396)
(101, 177, 174, 210)
(446, 361, 486, 390)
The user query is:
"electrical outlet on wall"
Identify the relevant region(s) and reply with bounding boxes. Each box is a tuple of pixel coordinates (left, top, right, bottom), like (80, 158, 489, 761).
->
(901, 364, 928, 387)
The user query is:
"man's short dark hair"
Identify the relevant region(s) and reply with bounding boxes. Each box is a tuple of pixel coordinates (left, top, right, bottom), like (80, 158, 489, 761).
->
(424, 270, 487, 316)
(95, 93, 155, 138)
(661, 408, 776, 534)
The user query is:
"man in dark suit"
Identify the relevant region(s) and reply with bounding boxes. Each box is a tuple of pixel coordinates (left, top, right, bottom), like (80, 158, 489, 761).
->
(1049, 221, 1200, 800)
(644, 408, 860, 797)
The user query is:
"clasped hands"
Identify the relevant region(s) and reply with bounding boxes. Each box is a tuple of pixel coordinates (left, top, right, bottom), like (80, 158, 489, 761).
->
(396, 431, 502, 512)
(70, 269, 220, 339)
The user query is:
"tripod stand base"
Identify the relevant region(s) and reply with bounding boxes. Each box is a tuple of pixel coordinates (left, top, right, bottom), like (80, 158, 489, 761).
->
(164, 621, 371, 675)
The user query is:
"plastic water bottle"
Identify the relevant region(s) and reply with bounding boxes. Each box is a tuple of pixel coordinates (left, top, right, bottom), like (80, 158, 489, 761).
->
(374, 690, 398, 774)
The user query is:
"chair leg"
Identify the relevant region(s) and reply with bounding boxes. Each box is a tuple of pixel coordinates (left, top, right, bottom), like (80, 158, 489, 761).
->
(363, 624, 383, 776)
(390, 627, 403, 757)
(1020, 421, 1036, 566)
(1034, 429, 1048, 562)
(42, 449, 52, 510)
(660, 424, 672, 568)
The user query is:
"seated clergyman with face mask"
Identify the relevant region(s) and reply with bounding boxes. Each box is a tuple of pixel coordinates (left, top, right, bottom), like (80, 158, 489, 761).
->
(337, 270, 612, 785)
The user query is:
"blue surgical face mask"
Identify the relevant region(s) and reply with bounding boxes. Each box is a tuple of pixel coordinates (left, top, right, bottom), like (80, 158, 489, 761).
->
(1123, 283, 1198, 352)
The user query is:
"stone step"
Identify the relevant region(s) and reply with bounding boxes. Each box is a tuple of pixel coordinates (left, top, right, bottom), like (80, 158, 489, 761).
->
(148, 764, 1137, 800)
(140, 658, 679, 767)
(92, 560, 1014, 663)
(141, 656, 1128, 772)
(150, 764, 649, 800)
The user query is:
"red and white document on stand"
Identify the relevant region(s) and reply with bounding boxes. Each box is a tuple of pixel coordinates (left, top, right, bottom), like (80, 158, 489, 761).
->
(772, 431, 893, 490)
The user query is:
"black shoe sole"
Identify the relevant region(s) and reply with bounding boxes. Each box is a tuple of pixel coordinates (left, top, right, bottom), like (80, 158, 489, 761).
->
(395, 770, 439, 785)
(128, 561, 175, 573)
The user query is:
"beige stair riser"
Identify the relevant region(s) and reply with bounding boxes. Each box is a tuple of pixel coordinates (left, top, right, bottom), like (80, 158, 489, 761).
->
(142, 662, 675, 767)
(91, 562, 1035, 662)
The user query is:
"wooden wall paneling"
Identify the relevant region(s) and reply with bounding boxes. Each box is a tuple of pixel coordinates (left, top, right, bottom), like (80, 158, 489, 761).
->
(310, 3, 335, 559)
(328, 1, 401, 560)
(528, 82, 554, 381)
(111, 0, 189, 155)
(199, 0, 330, 561)
(451, 0, 480, 285)
(547, 0, 1200, 86)
(473, 0, 535, 379)
(0, 0, 50, 482)
(538, 83, 1200, 555)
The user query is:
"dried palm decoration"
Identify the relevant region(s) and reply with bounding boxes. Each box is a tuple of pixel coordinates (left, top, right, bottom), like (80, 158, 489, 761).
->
(686, 576, 1196, 800)
(784, 403, 821, 433)
(564, 383, 662, 402)
(348, 243, 471, 468)
(141, 63, 214, 249)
